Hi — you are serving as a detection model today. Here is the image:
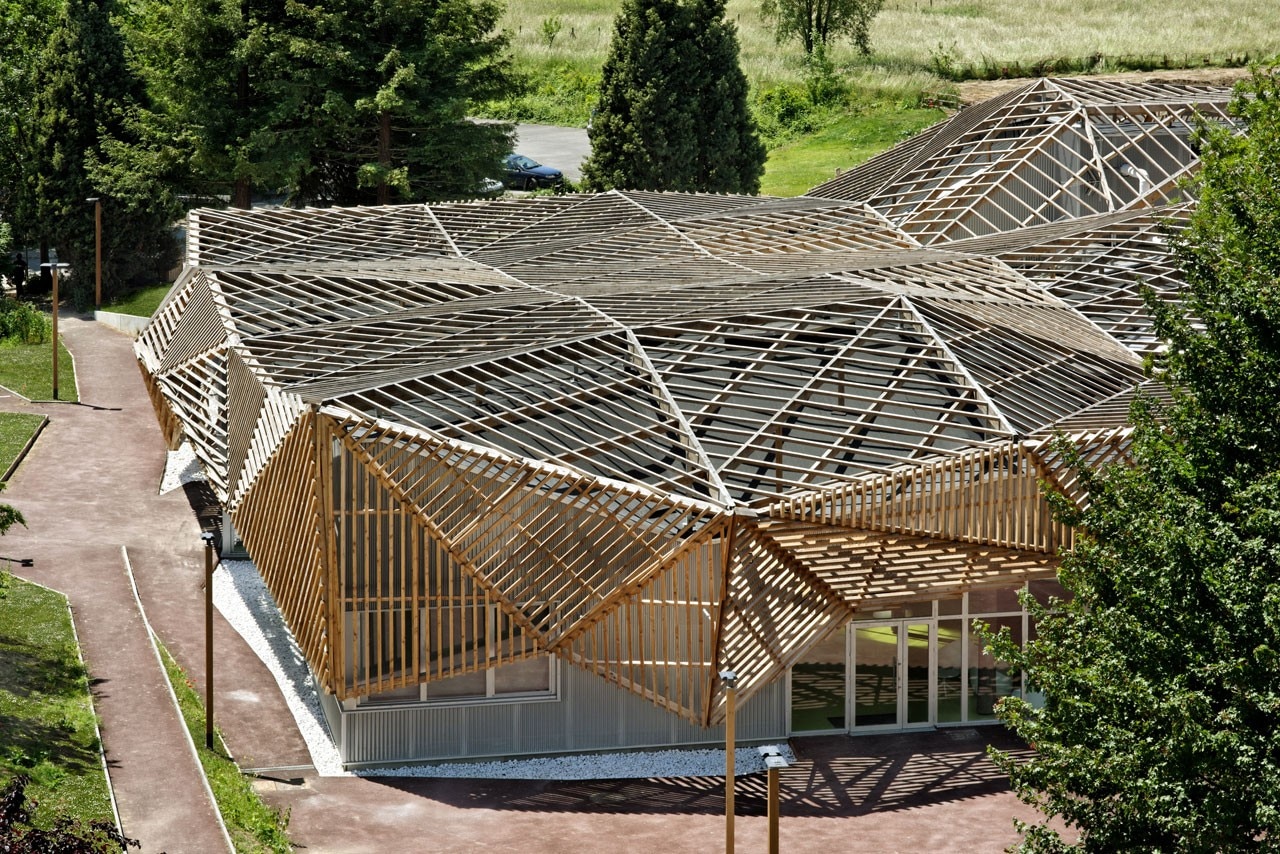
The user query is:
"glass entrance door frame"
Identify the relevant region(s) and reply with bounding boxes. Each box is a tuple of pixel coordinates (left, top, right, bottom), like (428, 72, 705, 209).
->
(849, 619, 936, 732)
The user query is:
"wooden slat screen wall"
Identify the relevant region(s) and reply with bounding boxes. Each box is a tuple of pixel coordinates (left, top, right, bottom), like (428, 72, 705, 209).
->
(329, 414, 719, 643)
(158, 272, 227, 373)
(231, 412, 333, 690)
(136, 360, 184, 451)
(763, 520, 1058, 608)
(333, 434, 540, 698)
(155, 350, 230, 500)
(770, 427, 1133, 554)
(230, 384, 307, 511)
(1024, 427, 1134, 510)
(226, 348, 267, 501)
(708, 521, 852, 725)
(565, 521, 728, 723)
(134, 270, 199, 373)
(772, 440, 1068, 553)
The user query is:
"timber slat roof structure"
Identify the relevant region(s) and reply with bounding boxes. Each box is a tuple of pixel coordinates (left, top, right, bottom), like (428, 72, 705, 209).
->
(808, 77, 1233, 244)
(136, 78, 1233, 726)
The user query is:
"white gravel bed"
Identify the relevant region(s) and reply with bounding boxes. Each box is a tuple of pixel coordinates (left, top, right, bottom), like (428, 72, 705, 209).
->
(181, 446, 794, 780)
(160, 442, 204, 495)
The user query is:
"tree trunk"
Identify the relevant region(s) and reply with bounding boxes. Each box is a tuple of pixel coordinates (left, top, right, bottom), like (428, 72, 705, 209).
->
(234, 65, 252, 209)
(378, 111, 392, 205)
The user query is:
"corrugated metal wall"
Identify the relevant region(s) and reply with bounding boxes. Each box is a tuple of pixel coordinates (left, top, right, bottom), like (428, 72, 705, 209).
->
(329, 662, 787, 767)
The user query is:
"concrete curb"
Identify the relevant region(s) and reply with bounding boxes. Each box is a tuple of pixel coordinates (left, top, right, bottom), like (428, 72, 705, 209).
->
(94, 310, 149, 338)
(120, 546, 235, 854)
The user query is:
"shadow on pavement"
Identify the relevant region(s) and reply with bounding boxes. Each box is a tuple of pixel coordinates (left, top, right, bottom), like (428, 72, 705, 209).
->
(364, 728, 1030, 818)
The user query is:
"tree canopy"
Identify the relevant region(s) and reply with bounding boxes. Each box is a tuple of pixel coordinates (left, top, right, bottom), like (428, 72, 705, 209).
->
(130, 0, 516, 207)
(984, 66, 1280, 851)
(581, 0, 765, 194)
(760, 0, 882, 56)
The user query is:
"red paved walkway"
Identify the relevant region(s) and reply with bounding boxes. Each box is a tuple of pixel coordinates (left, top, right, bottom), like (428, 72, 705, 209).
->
(1, 316, 230, 853)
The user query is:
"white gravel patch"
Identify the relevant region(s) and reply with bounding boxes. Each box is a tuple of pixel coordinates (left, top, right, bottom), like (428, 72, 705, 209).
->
(212, 557, 794, 780)
(160, 442, 204, 495)
(213, 560, 346, 776)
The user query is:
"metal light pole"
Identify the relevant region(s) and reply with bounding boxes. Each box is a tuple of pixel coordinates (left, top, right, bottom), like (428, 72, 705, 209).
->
(86, 198, 102, 308)
(41, 263, 69, 400)
(720, 669, 738, 854)
(201, 531, 217, 750)
(757, 745, 792, 854)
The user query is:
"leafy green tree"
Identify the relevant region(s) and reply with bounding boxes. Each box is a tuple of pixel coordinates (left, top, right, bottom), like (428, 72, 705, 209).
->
(0, 483, 21, 538)
(0, 0, 58, 264)
(982, 67, 1280, 851)
(581, 0, 765, 194)
(760, 0, 882, 56)
(27, 0, 179, 305)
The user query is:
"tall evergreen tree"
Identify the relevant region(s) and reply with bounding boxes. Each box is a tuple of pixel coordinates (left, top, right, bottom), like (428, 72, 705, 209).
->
(582, 0, 765, 194)
(0, 0, 57, 251)
(27, 0, 178, 304)
(983, 67, 1280, 851)
(131, 0, 515, 207)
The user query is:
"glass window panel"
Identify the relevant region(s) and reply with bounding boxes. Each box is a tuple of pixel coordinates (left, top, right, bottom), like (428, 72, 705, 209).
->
(427, 669, 487, 700)
(790, 624, 847, 731)
(967, 586, 1022, 615)
(853, 625, 898, 728)
(904, 623, 931, 725)
(969, 616, 1022, 721)
(936, 619, 964, 723)
(937, 596, 963, 616)
(493, 656, 551, 695)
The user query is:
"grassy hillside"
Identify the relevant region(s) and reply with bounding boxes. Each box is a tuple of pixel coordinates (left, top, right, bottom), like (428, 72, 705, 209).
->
(488, 0, 1277, 193)
(499, 0, 1277, 104)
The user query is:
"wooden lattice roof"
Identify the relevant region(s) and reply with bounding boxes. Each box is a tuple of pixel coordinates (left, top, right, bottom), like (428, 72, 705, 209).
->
(135, 80, 1213, 725)
(808, 78, 1233, 244)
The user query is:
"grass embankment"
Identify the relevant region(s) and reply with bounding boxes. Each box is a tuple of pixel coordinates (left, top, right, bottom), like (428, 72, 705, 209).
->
(761, 105, 942, 196)
(156, 642, 292, 853)
(104, 283, 172, 318)
(0, 412, 45, 479)
(0, 573, 114, 830)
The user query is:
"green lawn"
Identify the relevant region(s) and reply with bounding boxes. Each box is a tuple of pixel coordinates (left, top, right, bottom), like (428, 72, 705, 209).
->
(761, 105, 945, 197)
(158, 643, 292, 853)
(104, 283, 173, 318)
(0, 573, 114, 830)
(0, 412, 45, 480)
(0, 337, 79, 403)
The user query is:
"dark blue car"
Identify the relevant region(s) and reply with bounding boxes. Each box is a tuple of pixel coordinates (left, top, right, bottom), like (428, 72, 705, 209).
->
(503, 154, 565, 191)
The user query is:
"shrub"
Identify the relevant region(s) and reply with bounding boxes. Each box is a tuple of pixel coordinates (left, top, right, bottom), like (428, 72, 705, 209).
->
(0, 299, 51, 345)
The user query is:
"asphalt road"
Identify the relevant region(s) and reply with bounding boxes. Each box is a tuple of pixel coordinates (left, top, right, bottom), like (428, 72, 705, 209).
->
(513, 123, 590, 183)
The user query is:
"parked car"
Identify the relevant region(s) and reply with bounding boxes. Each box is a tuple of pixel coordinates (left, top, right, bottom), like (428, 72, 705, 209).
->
(503, 154, 564, 191)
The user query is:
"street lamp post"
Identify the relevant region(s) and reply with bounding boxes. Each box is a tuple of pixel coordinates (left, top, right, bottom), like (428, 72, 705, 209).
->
(720, 669, 738, 854)
(201, 531, 217, 750)
(41, 263, 69, 400)
(86, 198, 102, 308)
